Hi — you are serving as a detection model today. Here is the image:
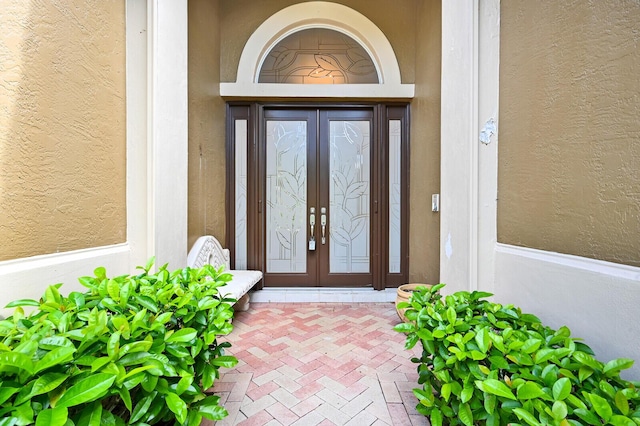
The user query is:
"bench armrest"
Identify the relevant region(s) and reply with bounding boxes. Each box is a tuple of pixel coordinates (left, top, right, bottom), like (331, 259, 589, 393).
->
(187, 236, 231, 270)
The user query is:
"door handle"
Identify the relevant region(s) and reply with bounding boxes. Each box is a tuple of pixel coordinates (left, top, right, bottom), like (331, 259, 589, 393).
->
(320, 207, 327, 244)
(310, 207, 316, 236)
(309, 207, 316, 251)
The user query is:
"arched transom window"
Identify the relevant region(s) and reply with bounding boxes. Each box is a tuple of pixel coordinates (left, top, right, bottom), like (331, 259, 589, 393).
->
(220, 1, 414, 98)
(258, 28, 379, 84)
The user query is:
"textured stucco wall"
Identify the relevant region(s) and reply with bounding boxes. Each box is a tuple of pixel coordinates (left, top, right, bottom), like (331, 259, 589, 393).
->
(188, 0, 227, 249)
(498, 1, 640, 267)
(409, 0, 441, 283)
(0, 1, 126, 261)
(219, 0, 417, 84)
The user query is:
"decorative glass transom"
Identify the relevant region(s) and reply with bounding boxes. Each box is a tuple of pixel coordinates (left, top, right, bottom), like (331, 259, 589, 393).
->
(258, 28, 379, 84)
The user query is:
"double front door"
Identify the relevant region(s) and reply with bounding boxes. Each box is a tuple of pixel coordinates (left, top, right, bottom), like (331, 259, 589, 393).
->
(228, 105, 409, 289)
(264, 108, 373, 287)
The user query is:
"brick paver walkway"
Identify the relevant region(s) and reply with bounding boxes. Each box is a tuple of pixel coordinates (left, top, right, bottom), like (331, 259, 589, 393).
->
(206, 302, 429, 426)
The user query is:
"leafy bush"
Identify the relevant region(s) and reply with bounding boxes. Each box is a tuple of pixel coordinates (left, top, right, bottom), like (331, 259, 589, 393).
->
(395, 284, 640, 426)
(0, 259, 238, 425)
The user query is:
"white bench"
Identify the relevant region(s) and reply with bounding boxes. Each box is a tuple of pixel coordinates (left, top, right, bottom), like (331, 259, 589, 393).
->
(187, 236, 262, 311)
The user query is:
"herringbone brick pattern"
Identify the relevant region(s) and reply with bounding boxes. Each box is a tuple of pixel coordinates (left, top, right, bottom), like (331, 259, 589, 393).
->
(205, 303, 429, 426)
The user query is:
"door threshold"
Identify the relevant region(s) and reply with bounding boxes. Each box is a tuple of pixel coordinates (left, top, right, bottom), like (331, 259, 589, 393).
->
(250, 287, 396, 303)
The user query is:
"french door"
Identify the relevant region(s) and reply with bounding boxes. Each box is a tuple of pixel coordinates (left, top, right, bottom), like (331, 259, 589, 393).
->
(227, 104, 409, 290)
(263, 108, 374, 287)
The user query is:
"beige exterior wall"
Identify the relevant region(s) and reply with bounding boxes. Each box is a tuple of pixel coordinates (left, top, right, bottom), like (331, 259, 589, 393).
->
(409, 0, 441, 283)
(0, 1, 126, 261)
(498, 1, 640, 267)
(188, 0, 227, 249)
(219, 0, 417, 84)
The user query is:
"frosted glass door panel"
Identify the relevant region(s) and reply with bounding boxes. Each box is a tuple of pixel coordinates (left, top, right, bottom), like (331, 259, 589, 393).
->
(389, 120, 401, 273)
(234, 120, 248, 269)
(266, 121, 307, 273)
(329, 121, 370, 273)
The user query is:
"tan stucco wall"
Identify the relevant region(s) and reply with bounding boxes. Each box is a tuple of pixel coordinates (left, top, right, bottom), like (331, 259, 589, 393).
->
(409, 0, 441, 283)
(219, 0, 417, 84)
(0, 1, 126, 261)
(498, 1, 640, 267)
(188, 0, 227, 249)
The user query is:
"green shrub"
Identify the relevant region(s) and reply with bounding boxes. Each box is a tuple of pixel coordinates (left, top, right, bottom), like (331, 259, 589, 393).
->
(395, 284, 640, 426)
(0, 259, 238, 425)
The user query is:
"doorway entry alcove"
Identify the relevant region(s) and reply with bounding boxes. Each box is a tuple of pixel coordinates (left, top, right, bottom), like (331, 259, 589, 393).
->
(220, 2, 416, 290)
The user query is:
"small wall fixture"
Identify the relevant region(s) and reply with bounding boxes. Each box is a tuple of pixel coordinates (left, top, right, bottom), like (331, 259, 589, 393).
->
(479, 118, 496, 145)
(432, 194, 440, 212)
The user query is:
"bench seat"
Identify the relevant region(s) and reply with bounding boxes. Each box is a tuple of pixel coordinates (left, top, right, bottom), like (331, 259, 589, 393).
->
(186, 236, 262, 311)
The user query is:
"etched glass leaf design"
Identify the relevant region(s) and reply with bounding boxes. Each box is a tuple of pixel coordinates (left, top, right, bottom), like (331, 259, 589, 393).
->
(348, 60, 376, 75)
(258, 28, 379, 84)
(308, 68, 332, 78)
(266, 120, 307, 273)
(275, 229, 292, 250)
(272, 49, 297, 71)
(333, 171, 350, 196)
(329, 120, 371, 273)
(235, 195, 246, 235)
(314, 54, 342, 71)
(235, 120, 248, 269)
(350, 215, 368, 240)
(280, 172, 300, 199)
(343, 122, 362, 145)
(345, 181, 368, 200)
(346, 47, 367, 63)
(388, 120, 402, 273)
(331, 227, 352, 246)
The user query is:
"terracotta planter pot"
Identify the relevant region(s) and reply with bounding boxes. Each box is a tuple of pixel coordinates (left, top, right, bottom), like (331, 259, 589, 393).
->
(396, 283, 434, 322)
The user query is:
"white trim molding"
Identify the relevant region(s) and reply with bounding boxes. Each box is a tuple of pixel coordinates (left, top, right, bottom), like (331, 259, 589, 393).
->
(127, 0, 189, 269)
(128, 0, 188, 269)
(496, 244, 640, 282)
(126, 0, 150, 270)
(220, 1, 414, 99)
(440, 0, 500, 294)
(0, 244, 131, 317)
(495, 243, 640, 379)
(146, 0, 189, 268)
(477, 0, 500, 294)
(440, 1, 476, 293)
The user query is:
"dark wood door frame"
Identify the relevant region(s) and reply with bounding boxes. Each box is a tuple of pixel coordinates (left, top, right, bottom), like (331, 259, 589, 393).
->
(226, 102, 409, 290)
(260, 108, 319, 287)
(316, 108, 375, 287)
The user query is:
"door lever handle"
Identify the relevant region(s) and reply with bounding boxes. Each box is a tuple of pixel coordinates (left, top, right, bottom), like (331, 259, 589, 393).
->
(320, 207, 327, 244)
